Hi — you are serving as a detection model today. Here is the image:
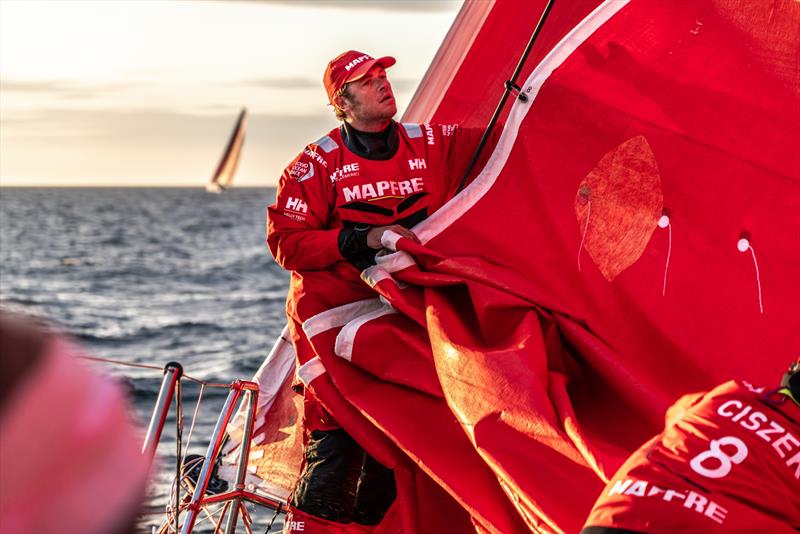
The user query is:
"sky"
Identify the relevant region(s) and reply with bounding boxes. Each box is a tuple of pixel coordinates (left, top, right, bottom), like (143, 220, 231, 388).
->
(0, 0, 462, 187)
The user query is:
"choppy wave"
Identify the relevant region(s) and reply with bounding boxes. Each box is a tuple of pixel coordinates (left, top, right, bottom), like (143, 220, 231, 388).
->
(1, 187, 288, 530)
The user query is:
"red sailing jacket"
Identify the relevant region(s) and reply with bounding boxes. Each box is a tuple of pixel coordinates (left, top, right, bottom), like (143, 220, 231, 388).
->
(267, 122, 483, 274)
(267, 122, 486, 369)
(583, 380, 800, 533)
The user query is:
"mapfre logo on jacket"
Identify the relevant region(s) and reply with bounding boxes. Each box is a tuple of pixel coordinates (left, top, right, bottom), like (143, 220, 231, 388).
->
(329, 163, 360, 183)
(342, 177, 424, 202)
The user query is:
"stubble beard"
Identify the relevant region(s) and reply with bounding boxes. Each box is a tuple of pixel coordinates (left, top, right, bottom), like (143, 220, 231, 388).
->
(349, 94, 395, 126)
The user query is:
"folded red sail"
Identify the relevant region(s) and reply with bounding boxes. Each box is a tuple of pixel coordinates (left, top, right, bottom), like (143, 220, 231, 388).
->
(252, 0, 800, 531)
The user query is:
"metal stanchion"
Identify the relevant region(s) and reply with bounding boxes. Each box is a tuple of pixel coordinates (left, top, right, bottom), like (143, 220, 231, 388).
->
(224, 387, 258, 534)
(180, 382, 243, 534)
(174, 379, 282, 534)
(142, 362, 183, 458)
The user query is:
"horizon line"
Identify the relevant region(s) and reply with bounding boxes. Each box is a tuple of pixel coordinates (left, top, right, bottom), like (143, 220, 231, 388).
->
(0, 184, 276, 188)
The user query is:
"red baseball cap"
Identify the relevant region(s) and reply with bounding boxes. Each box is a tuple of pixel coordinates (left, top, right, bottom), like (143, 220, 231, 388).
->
(323, 50, 396, 103)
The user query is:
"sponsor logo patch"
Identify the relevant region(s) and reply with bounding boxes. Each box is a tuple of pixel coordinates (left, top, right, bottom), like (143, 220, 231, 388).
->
(330, 163, 360, 183)
(607, 478, 728, 525)
(342, 177, 423, 202)
(303, 148, 327, 168)
(408, 158, 426, 171)
(289, 161, 314, 182)
(440, 124, 458, 137)
(285, 196, 308, 213)
(424, 124, 435, 145)
(284, 212, 305, 222)
(344, 54, 371, 72)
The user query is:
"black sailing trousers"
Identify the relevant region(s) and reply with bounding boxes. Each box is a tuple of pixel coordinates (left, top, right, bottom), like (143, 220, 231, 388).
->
(291, 429, 396, 525)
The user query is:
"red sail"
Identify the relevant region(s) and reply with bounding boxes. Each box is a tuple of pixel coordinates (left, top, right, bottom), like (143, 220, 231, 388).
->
(252, 0, 800, 531)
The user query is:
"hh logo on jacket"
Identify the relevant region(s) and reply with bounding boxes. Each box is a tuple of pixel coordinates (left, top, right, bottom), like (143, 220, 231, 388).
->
(285, 197, 308, 213)
(408, 158, 426, 170)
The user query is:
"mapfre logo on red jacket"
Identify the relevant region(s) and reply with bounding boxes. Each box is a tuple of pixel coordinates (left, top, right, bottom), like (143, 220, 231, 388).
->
(330, 163, 360, 183)
(342, 177, 424, 202)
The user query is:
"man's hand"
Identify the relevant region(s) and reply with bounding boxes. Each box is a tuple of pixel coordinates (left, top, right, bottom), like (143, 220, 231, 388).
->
(366, 225, 420, 249)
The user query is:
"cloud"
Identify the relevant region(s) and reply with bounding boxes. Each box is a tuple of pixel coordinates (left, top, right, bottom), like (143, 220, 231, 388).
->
(385, 78, 419, 92)
(0, 79, 143, 102)
(239, 77, 319, 89)
(228, 0, 462, 13)
(0, 78, 142, 96)
(236, 76, 418, 92)
(0, 106, 339, 185)
(1, 80, 68, 93)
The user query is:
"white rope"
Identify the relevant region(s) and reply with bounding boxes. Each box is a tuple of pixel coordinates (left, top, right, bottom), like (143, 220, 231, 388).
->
(179, 384, 207, 468)
(578, 200, 591, 272)
(737, 237, 765, 314)
(658, 215, 672, 296)
(748, 245, 765, 314)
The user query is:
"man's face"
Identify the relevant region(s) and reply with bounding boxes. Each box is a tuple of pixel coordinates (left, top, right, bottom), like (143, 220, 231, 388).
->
(341, 65, 396, 124)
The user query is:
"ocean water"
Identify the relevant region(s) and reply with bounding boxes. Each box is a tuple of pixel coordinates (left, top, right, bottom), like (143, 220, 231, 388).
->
(0, 187, 290, 531)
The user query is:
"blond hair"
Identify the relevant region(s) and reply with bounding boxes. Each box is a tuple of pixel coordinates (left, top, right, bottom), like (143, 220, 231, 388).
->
(333, 83, 352, 121)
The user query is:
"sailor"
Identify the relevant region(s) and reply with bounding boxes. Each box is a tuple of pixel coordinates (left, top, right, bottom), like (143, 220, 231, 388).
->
(580, 360, 800, 533)
(267, 50, 492, 532)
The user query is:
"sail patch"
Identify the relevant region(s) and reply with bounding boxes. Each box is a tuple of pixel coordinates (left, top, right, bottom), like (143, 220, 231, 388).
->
(574, 135, 663, 281)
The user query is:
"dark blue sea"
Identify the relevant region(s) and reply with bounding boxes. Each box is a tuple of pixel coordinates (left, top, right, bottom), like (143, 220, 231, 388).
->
(0, 187, 290, 531)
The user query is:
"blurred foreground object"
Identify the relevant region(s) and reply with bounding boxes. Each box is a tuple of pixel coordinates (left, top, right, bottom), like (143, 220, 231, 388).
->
(0, 310, 149, 534)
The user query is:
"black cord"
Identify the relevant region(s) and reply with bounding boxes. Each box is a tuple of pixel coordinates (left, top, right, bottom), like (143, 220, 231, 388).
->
(263, 503, 283, 533)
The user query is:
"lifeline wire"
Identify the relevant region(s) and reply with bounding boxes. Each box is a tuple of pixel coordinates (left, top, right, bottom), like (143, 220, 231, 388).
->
(84, 355, 234, 532)
(80, 356, 230, 388)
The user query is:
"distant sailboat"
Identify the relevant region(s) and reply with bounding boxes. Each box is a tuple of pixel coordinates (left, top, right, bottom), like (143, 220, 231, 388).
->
(206, 108, 247, 193)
